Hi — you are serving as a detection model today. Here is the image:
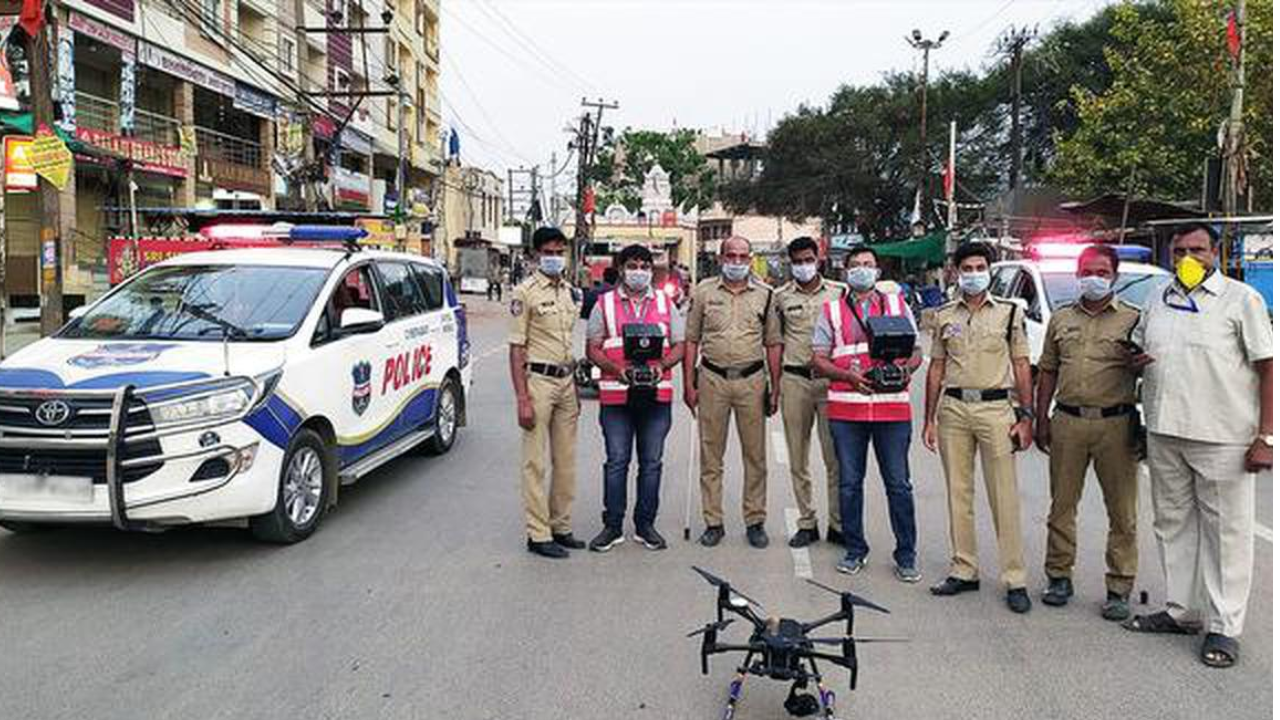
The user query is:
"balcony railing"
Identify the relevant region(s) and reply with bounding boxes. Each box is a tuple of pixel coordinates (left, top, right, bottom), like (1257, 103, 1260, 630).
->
(76, 91, 182, 147)
(194, 126, 263, 169)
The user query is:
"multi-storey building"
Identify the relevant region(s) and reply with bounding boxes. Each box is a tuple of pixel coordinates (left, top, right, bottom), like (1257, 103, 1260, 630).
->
(0, 0, 441, 312)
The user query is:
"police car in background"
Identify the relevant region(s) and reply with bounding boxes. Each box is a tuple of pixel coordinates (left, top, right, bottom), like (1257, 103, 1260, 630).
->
(990, 243, 1170, 368)
(0, 239, 470, 543)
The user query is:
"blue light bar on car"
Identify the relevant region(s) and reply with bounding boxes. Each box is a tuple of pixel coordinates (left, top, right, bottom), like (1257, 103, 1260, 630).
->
(1114, 245, 1153, 262)
(289, 226, 368, 243)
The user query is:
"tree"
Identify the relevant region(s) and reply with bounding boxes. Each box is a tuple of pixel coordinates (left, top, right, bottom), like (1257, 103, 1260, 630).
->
(588, 128, 717, 213)
(1050, 0, 1272, 208)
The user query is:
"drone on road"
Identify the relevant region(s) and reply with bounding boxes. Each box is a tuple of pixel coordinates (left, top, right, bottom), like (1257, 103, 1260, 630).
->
(687, 566, 906, 719)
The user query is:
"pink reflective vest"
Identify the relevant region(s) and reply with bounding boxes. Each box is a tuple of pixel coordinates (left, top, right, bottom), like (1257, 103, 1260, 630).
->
(598, 288, 674, 405)
(825, 291, 912, 422)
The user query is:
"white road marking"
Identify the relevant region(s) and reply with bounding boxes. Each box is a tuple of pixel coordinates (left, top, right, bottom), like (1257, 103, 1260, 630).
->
(784, 508, 813, 579)
(1256, 523, 1273, 543)
(771, 429, 788, 465)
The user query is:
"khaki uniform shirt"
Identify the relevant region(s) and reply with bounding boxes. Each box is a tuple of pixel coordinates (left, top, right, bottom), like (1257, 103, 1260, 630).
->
(1039, 297, 1141, 408)
(1134, 272, 1273, 444)
(507, 272, 578, 365)
(930, 294, 1029, 390)
(687, 277, 776, 366)
(767, 279, 846, 367)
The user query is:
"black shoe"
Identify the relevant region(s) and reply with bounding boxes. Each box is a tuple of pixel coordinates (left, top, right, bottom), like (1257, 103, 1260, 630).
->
(553, 532, 586, 550)
(1007, 588, 1032, 614)
(699, 525, 725, 547)
(826, 528, 846, 546)
(588, 526, 625, 553)
(789, 527, 820, 548)
(1101, 592, 1131, 622)
(527, 539, 569, 559)
(930, 576, 981, 596)
(746, 524, 769, 549)
(634, 526, 668, 551)
(1041, 577, 1074, 607)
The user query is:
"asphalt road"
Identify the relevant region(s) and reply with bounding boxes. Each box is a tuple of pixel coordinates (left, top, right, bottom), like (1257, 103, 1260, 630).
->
(0, 298, 1271, 720)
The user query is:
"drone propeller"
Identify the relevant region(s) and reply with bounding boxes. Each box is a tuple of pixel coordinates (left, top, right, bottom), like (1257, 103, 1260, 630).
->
(804, 578, 891, 614)
(685, 618, 735, 638)
(808, 636, 910, 645)
(691, 566, 764, 609)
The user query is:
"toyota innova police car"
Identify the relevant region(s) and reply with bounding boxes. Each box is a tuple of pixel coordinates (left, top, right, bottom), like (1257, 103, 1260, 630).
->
(0, 245, 470, 543)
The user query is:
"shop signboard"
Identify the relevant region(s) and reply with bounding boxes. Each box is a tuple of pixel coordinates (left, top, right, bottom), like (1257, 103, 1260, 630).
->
(137, 41, 234, 97)
(75, 125, 187, 177)
(107, 236, 277, 284)
(4, 135, 35, 190)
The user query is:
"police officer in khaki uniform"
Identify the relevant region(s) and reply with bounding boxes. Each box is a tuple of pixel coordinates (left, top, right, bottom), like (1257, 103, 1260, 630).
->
(509, 227, 584, 559)
(1033, 244, 1141, 620)
(766, 237, 845, 548)
(923, 242, 1036, 614)
(684, 236, 780, 549)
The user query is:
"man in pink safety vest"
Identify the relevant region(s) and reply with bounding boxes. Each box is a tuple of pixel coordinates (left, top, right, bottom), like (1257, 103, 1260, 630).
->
(812, 246, 923, 582)
(584, 244, 686, 552)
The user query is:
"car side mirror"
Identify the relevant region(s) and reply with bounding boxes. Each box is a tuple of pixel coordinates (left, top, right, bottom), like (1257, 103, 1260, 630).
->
(340, 308, 385, 334)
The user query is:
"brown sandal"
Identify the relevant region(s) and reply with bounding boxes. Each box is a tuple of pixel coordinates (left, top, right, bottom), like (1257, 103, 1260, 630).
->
(1121, 611, 1202, 635)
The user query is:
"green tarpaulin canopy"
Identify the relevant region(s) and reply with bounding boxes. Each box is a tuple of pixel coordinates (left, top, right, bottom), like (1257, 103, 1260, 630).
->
(869, 230, 947, 267)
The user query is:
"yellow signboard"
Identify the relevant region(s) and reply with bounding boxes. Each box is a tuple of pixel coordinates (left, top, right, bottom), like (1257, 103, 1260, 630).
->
(30, 129, 72, 190)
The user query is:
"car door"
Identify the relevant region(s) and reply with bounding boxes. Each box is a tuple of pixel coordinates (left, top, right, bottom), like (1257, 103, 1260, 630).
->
(1009, 266, 1047, 366)
(302, 262, 405, 467)
(372, 260, 434, 440)
(410, 262, 460, 398)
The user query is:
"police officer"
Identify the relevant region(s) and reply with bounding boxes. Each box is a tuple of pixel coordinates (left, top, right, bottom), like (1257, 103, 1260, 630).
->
(684, 236, 779, 549)
(1034, 245, 1141, 620)
(584, 244, 685, 552)
(509, 227, 584, 559)
(766, 237, 845, 548)
(922, 241, 1035, 613)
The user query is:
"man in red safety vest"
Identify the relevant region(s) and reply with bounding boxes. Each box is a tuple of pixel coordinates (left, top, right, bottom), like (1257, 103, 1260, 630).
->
(584, 244, 686, 552)
(811, 246, 923, 582)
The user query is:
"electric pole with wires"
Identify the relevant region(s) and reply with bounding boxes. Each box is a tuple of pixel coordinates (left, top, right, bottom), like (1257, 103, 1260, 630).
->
(906, 28, 948, 225)
(998, 25, 1036, 191)
(570, 98, 617, 277)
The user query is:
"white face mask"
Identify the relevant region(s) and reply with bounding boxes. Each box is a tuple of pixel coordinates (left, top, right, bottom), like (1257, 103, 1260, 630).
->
(623, 269, 651, 293)
(539, 255, 565, 277)
(846, 266, 878, 292)
(721, 263, 750, 282)
(1077, 275, 1113, 301)
(791, 263, 818, 284)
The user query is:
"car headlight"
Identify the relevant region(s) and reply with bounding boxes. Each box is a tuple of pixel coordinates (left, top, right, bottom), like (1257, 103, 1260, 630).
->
(151, 382, 255, 426)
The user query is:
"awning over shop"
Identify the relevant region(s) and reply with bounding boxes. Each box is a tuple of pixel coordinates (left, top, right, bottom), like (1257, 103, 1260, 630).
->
(864, 231, 947, 267)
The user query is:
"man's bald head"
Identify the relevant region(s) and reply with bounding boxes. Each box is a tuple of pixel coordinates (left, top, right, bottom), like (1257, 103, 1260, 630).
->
(720, 236, 752, 260)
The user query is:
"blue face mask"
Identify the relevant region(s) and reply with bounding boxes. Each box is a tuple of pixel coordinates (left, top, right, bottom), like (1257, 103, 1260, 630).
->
(846, 266, 878, 292)
(722, 263, 750, 282)
(958, 270, 991, 296)
(539, 255, 565, 277)
(1077, 275, 1113, 301)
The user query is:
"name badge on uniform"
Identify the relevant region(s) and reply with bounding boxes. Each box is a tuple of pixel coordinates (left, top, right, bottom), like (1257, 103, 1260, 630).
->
(942, 322, 963, 339)
(509, 300, 524, 316)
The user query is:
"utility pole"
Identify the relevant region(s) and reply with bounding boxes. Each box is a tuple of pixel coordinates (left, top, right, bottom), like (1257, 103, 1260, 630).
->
(999, 26, 1036, 191)
(506, 168, 516, 223)
(293, 0, 318, 211)
(29, 17, 62, 335)
(906, 29, 948, 225)
(396, 91, 407, 217)
(1222, 0, 1246, 276)
(548, 150, 557, 227)
(571, 97, 617, 277)
(946, 119, 957, 232)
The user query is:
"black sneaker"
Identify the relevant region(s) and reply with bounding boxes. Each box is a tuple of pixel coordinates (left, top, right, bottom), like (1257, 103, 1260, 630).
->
(633, 526, 668, 551)
(826, 528, 846, 546)
(553, 532, 586, 550)
(929, 576, 980, 596)
(699, 525, 725, 547)
(588, 527, 625, 553)
(527, 539, 569, 559)
(1007, 588, 1032, 614)
(788, 527, 820, 548)
(1041, 577, 1074, 607)
(746, 524, 769, 549)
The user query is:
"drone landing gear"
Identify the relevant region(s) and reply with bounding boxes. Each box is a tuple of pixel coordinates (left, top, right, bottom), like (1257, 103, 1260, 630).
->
(718, 657, 838, 720)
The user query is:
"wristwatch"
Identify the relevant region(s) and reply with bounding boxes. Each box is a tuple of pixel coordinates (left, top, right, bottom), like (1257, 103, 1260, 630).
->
(1014, 407, 1034, 422)
(1259, 435, 1274, 447)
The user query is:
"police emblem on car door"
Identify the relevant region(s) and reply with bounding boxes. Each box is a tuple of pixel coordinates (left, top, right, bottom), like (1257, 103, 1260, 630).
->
(351, 361, 372, 416)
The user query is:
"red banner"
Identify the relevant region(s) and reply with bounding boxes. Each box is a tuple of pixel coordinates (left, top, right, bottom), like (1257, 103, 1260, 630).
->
(76, 127, 187, 178)
(107, 236, 278, 284)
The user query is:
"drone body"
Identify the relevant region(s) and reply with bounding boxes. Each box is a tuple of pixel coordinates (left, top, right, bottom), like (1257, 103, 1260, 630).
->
(688, 567, 904, 719)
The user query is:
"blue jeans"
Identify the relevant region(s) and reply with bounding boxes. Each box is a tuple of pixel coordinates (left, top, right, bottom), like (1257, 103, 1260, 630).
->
(600, 403, 673, 530)
(830, 419, 917, 567)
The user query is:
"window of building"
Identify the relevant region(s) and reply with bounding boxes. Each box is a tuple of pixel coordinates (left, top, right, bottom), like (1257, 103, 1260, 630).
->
(416, 88, 425, 143)
(279, 36, 295, 73)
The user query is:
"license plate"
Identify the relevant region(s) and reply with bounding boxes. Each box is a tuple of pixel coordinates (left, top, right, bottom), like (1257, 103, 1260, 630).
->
(0, 474, 95, 504)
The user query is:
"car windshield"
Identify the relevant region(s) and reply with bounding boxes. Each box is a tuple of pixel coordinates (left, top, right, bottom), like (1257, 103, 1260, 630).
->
(1041, 271, 1165, 311)
(60, 264, 329, 342)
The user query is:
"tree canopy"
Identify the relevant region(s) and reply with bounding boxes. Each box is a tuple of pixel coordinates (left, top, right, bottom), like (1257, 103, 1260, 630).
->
(588, 128, 717, 214)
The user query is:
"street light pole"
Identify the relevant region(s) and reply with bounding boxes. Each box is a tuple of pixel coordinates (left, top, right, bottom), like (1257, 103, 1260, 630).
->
(906, 29, 948, 225)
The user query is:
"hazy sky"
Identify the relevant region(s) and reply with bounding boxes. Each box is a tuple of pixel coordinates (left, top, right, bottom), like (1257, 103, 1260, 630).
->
(439, 0, 1112, 177)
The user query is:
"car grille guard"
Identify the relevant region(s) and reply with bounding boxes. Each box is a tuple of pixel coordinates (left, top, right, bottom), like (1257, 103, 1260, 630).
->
(0, 375, 266, 530)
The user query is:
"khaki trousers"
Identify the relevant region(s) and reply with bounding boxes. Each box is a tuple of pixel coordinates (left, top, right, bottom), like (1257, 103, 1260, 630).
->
(938, 396, 1027, 588)
(698, 368, 768, 527)
(521, 374, 580, 542)
(1045, 412, 1138, 595)
(1147, 433, 1255, 638)
(781, 373, 840, 531)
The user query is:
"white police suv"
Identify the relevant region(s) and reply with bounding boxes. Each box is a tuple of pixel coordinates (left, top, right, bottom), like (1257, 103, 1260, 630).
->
(0, 245, 470, 542)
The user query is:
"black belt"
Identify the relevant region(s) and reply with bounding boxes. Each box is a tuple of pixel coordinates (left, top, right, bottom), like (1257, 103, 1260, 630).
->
(526, 362, 573, 379)
(702, 360, 765, 380)
(1057, 403, 1135, 419)
(945, 388, 1010, 402)
(783, 365, 814, 380)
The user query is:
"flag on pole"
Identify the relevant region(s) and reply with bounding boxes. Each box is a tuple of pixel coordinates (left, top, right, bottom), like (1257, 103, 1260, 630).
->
(18, 0, 43, 39)
(943, 160, 954, 201)
(1226, 7, 1242, 62)
(909, 186, 922, 225)
(583, 186, 596, 215)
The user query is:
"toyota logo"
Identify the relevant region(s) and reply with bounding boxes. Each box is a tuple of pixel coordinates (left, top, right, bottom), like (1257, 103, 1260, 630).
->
(34, 400, 73, 427)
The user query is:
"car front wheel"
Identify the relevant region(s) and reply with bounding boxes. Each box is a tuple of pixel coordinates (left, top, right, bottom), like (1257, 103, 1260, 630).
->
(250, 428, 333, 543)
